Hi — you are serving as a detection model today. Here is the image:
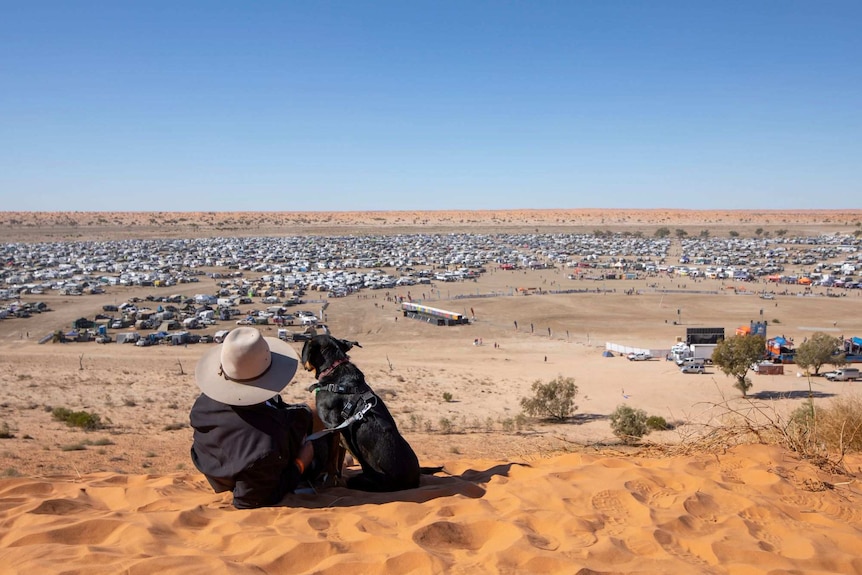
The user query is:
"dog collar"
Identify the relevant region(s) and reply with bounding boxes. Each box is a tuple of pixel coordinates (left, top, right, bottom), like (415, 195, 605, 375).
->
(317, 358, 350, 380)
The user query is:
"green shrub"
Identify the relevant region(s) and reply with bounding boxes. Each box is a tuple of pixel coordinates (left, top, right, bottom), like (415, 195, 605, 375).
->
(51, 407, 104, 430)
(610, 405, 649, 444)
(442, 392, 453, 403)
(438, 418, 453, 434)
(520, 376, 578, 421)
(646, 415, 668, 431)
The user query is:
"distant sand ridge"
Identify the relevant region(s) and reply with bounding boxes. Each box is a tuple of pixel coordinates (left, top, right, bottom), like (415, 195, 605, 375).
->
(1, 208, 860, 241)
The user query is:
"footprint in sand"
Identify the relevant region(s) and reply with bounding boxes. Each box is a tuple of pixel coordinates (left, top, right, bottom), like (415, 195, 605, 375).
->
(653, 528, 712, 568)
(28, 498, 92, 516)
(590, 490, 630, 536)
(9, 518, 126, 547)
(738, 505, 815, 559)
(624, 479, 680, 510)
(412, 520, 521, 553)
(780, 489, 862, 525)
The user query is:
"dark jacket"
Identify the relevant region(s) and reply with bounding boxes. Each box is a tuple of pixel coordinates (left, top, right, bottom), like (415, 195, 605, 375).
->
(190, 393, 312, 509)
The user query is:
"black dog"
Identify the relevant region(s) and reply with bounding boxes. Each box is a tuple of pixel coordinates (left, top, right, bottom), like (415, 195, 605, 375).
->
(301, 334, 421, 492)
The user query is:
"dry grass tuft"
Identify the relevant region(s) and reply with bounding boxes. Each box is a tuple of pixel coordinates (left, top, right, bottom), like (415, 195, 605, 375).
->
(643, 392, 862, 474)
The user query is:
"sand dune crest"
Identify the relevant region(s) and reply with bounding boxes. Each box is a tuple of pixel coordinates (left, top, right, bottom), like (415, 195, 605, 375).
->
(4, 445, 859, 574)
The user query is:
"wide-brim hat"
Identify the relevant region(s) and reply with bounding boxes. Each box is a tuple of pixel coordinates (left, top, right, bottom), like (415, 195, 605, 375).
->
(195, 327, 299, 406)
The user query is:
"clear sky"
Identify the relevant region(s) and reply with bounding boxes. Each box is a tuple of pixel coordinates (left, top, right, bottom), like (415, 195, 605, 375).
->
(1, 1, 860, 212)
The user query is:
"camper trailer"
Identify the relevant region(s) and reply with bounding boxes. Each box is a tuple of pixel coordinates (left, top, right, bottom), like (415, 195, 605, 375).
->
(116, 333, 140, 344)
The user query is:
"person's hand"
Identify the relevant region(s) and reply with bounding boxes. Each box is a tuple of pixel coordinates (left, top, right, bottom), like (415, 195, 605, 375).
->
(298, 440, 314, 471)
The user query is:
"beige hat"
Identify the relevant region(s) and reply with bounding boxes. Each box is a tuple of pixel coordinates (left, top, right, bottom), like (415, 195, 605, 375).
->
(195, 327, 299, 406)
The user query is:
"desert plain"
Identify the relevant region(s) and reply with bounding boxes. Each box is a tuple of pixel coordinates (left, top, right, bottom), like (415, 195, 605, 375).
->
(1, 209, 861, 575)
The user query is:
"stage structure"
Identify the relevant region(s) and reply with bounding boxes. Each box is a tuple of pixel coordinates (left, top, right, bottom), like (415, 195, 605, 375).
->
(401, 302, 469, 326)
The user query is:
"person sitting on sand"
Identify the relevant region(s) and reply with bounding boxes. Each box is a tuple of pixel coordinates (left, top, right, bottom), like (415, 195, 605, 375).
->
(190, 327, 329, 509)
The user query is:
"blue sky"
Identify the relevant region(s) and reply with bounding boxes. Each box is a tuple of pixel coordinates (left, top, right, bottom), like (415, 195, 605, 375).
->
(1, 1, 860, 211)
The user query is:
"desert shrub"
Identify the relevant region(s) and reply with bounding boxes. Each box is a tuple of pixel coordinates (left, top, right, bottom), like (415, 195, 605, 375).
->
(646, 415, 668, 431)
(51, 407, 104, 430)
(438, 418, 453, 434)
(83, 437, 114, 446)
(520, 376, 578, 421)
(0, 422, 14, 439)
(788, 395, 862, 454)
(442, 392, 453, 403)
(408, 413, 425, 432)
(610, 405, 649, 444)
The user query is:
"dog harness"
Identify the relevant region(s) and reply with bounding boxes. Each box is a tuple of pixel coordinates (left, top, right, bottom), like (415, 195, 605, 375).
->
(305, 392, 377, 441)
(305, 361, 378, 440)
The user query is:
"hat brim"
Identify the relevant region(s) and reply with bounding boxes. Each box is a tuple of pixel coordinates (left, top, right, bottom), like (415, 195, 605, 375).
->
(195, 336, 299, 406)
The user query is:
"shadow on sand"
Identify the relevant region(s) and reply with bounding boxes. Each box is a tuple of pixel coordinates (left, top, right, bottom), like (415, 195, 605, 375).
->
(285, 462, 528, 509)
(749, 390, 835, 400)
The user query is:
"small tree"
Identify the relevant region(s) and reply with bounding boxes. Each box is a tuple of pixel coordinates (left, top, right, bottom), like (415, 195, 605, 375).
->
(520, 376, 578, 422)
(794, 332, 846, 375)
(674, 228, 688, 238)
(609, 405, 648, 444)
(654, 227, 670, 238)
(711, 335, 766, 397)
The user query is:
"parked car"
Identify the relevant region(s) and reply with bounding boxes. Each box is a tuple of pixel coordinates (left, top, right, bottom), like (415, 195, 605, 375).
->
(680, 363, 705, 374)
(826, 368, 860, 381)
(627, 352, 652, 361)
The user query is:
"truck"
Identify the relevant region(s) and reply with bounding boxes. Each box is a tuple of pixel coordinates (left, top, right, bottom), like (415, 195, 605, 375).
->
(672, 342, 717, 365)
(689, 343, 717, 364)
(826, 368, 860, 382)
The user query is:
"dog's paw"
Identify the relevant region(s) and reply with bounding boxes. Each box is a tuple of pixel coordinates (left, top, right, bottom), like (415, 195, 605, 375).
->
(317, 472, 346, 489)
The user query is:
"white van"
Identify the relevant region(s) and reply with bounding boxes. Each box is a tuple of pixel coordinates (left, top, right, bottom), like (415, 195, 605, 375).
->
(826, 368, 859, 381)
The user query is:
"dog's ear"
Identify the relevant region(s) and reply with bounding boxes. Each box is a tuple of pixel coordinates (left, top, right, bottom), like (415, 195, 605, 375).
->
(299, 339, 312, 364)
(336, 338, 361, 353)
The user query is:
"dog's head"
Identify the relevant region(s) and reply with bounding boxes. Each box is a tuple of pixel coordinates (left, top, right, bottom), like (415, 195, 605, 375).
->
(300, 334, 361, 378)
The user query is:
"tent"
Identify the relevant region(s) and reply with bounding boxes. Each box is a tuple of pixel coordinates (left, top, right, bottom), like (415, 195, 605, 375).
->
(602, 350, 614, 357)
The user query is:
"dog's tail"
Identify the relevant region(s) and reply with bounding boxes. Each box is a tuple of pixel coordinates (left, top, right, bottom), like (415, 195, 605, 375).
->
(420, 465, 445, 475)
